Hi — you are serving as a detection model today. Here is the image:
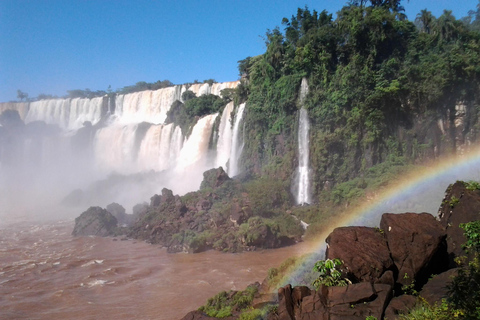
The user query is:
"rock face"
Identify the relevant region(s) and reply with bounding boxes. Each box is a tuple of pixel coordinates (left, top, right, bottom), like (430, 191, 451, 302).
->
(326, 227, 394, 283)
(72, 206, 118, 236)
(438, 181, 480, 266)
(380, 212, 448, 287)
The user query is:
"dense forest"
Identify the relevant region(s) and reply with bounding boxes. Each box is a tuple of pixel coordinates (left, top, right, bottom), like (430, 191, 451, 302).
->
(228, 0, 480, 218)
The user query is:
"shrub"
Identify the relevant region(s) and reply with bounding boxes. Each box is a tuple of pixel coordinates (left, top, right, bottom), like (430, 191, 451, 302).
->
(312, 258, 351, 288)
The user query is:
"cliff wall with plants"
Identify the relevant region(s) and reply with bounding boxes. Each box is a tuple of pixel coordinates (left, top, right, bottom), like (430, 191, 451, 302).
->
(237, 0, 480, 203)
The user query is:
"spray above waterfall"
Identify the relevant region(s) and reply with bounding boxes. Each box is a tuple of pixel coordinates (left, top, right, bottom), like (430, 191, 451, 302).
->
(294, 78, 312, 205)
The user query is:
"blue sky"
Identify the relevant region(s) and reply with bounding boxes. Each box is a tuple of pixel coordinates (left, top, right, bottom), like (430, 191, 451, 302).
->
(1, 0, 478, 102)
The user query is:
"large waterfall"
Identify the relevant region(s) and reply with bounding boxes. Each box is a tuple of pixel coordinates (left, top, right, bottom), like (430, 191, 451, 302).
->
(294, 78, 312, 205)
(0, 81, 245, 211)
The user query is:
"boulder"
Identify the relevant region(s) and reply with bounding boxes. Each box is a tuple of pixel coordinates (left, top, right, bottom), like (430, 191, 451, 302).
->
(326, 227, 394, 283)
(383, 295, 417, 320)
(277, 283, 392, 320)
(438, 181, 480, 266)
(420, 268, 458, 306)
(72, 206, 118, 236)
(200, 167, 231, 190)
(380, 212, 448, 287)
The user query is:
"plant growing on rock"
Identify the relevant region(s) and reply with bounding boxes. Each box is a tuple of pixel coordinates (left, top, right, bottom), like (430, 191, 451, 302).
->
(312, 258, 351, 288)
(448, 220, 480, 319)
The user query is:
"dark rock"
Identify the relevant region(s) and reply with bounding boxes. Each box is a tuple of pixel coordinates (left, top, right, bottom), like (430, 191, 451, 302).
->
(278, 285, 294, 320)
(380, 212, 448, 287)
(277, 283, 392, 320)
(72, 206, 118, 236)
(438, 181, 480, 266)
(326, 226, 394, 283)
(106, 202, 130, 226)
(375, 270, 395, 287)
(200, 167, 231, 190)
(384, 295, 417, 320)
(328, 284, 392, 320)
(420, 268, 458, 306)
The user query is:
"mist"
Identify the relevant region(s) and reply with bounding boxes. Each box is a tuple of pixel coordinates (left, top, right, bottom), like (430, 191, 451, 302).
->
(0, 82, 244, 223)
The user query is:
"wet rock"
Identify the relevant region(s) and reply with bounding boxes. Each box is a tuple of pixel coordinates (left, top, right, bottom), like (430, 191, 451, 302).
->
(380, 212, 448, 287)
(72, 206, 118, 237)
(326, 226, 394, 283)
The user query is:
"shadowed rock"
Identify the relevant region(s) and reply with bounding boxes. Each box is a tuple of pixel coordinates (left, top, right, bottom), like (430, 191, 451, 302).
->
(72, 206, 118, 236)
(438, 181, 480, 267)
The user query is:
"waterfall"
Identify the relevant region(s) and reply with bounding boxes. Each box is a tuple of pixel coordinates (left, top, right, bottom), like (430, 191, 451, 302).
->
(215, 102, 234, 169)
(228, 103, 246, 176)
(25, 97, 105, 130)
(93, 124, 139, 174)
(136, 123, 183, 172)
(295, 78, 311, 205)
(115, 86, 183, 125)
(1, 81, 242, 210)
(176, 114, 218, 173)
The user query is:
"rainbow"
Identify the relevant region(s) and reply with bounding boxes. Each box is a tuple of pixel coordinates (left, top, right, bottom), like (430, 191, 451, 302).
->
(281, 146, 480, 286)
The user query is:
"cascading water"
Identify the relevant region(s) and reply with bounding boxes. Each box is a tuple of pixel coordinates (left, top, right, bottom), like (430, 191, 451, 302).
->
(215, 102, 234, 169)
(295, 78, 311, 205)
(0, 81, 241, 210)
(26, 97, 106, 130)
(228, 103, 246, 176)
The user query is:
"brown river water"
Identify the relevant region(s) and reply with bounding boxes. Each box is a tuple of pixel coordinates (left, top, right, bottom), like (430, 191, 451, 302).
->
(0, 219, 313, 320)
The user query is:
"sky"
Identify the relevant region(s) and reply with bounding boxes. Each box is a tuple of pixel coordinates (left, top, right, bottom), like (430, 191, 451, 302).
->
(0, 0, 478, 102)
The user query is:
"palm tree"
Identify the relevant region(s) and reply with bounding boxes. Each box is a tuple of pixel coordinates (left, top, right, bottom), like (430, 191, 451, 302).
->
(437, 10, 458, 41)
(415, 9, 434, 34)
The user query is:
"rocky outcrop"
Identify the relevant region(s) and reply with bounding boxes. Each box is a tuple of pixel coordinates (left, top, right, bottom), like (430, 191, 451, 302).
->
(125, 168, 302, 253)
(326, 227, 394, 283)
(274, 211, 449, 320)
(380, 213, 448, 287)
(182, 181, 479, 319)
(438, 181, 480, 266)
(72, 206, 118, 236)
(278, 283, 392, 320)
(200, 167, 231, 190)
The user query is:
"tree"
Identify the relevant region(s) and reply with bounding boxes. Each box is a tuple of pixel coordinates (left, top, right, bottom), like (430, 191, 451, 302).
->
(17, 90, 28, 101)
(415, 9, 435, 33)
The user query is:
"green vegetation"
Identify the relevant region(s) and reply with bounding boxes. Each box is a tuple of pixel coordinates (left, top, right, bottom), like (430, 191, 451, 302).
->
(312, 258, 351, 288)
(198, 284, 258, 318)
(398, 299, 462, 320)
(238, 0, 480, 208)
